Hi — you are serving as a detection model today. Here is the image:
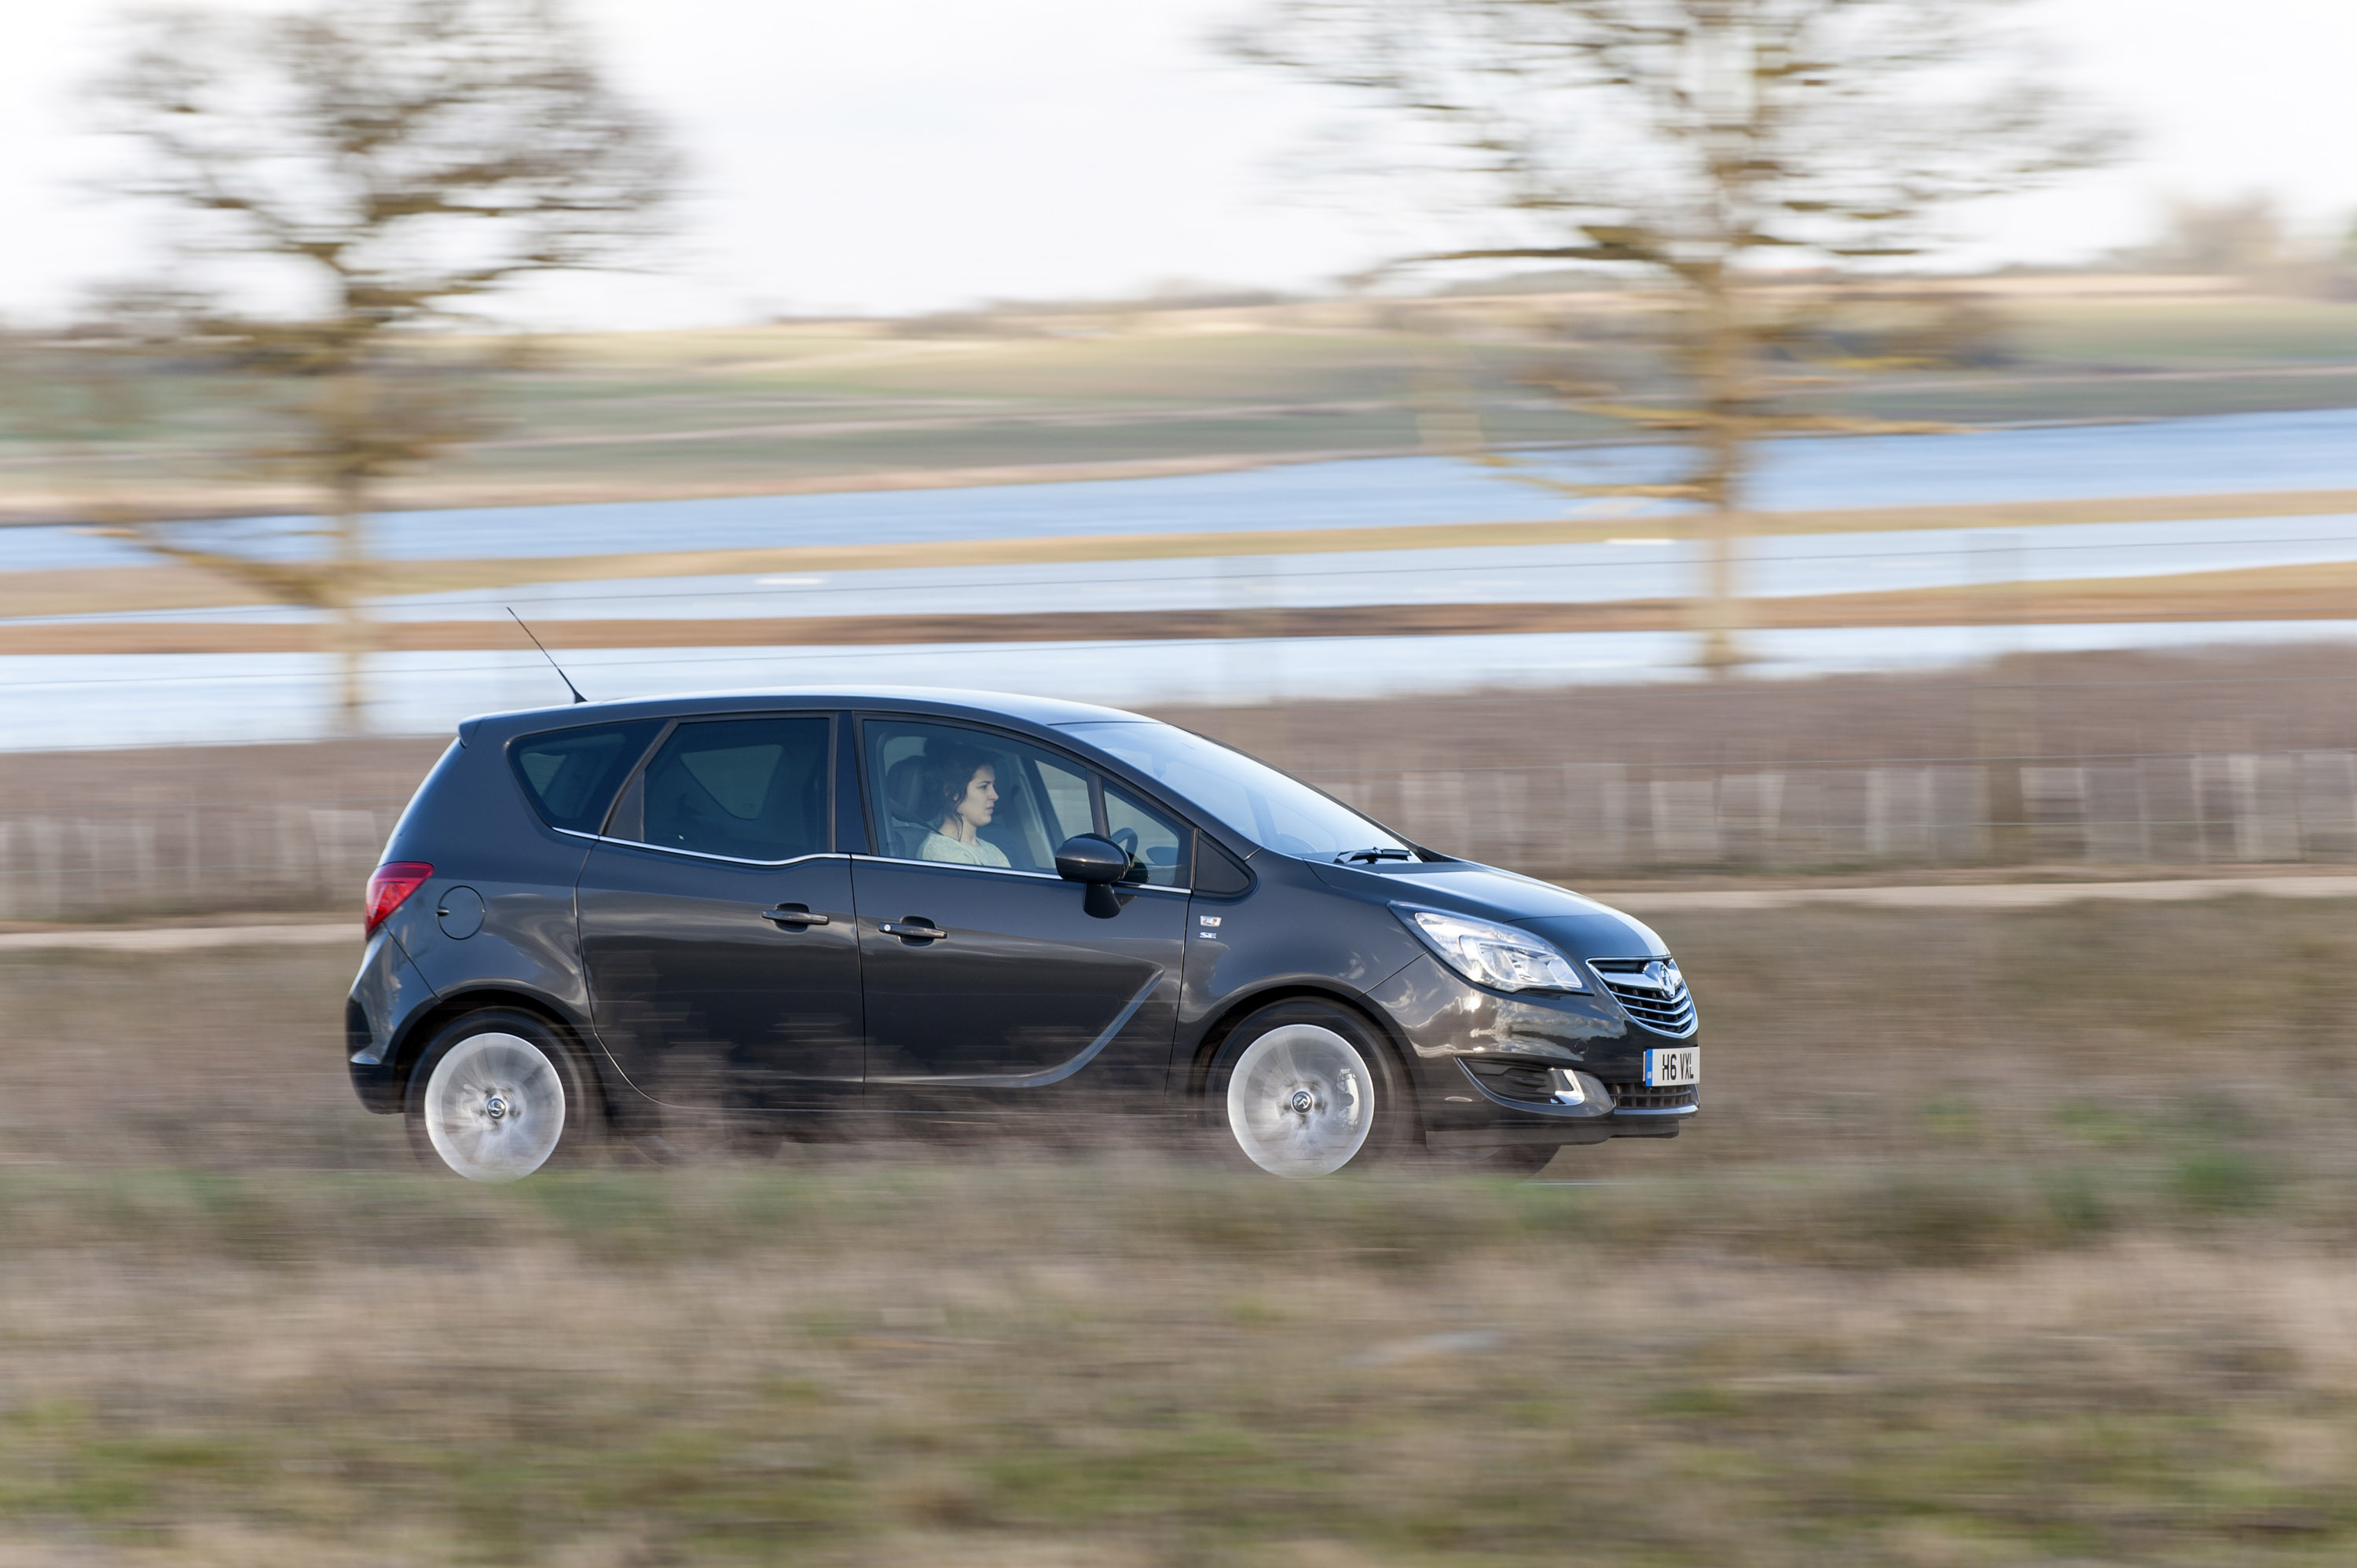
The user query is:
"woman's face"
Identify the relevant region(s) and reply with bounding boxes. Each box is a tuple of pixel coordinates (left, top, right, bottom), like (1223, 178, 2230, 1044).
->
(954, 764, 998, 830)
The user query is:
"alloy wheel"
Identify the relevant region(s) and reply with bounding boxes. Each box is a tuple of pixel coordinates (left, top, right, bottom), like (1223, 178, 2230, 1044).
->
(421, 1031, 569, 1181)
(1224, 1022, 1376, 1178)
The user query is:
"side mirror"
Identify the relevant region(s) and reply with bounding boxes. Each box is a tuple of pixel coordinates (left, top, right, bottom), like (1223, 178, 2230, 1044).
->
(1055, 834, 1129, 919)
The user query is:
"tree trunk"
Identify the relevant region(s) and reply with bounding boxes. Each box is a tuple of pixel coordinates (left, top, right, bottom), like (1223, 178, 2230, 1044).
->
(1691, 275, 1748, 676)
(328, 477, 372, 737)
(314, 364, 376, 738)
(1694, 507, 1744, 675)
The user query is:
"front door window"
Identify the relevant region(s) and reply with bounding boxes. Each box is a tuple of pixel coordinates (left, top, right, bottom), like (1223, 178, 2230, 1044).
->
(864, 720, 1094, 870)
(1103, 782, 1189, 886)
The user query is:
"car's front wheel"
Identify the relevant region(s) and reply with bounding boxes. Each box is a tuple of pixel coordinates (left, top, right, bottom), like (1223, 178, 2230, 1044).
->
(1210, 1001, 1406, 1178)
(405, 1009, 598, 1181)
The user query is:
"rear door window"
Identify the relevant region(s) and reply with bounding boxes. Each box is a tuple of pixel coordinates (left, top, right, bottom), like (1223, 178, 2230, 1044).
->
(621, 716, 834, 863)
(509, 720, 662, 833)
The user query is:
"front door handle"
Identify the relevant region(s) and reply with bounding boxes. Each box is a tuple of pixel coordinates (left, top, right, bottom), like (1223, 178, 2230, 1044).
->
(763, 904, 831, 928)
(878, 920, 948, 942)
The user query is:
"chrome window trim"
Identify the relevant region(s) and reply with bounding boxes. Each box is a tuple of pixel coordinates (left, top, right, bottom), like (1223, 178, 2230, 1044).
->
(847, 850, 1193, 896)
(556, 828, 849, 871)
(566, 830, 1199, 892)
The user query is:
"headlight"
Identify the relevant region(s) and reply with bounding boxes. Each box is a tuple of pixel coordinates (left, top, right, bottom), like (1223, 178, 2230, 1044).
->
(1396, 907, 1585, 993)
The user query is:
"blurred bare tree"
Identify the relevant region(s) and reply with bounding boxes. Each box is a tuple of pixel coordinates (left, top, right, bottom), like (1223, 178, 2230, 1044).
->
(1229, 0, 2112, 670)
(86, 0, 677, 729)
(2132, 191, 2285, 277)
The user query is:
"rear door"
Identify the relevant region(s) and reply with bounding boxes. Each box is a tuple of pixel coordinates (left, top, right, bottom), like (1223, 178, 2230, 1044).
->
(577, 713, 863, 1111)
(849, 716, 1187, 1103)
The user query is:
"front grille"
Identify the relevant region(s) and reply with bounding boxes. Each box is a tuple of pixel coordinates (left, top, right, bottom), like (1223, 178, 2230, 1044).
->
(1589, 958, 1699, 1037)
(1604, 1081, 1699, 1111)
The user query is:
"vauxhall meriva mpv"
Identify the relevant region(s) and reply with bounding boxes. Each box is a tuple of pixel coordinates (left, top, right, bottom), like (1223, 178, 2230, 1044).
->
(347, 687, 1699, 1180)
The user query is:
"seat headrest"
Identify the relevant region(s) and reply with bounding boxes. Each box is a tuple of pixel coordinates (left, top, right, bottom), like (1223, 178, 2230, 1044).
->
(884, 753, 932, 824)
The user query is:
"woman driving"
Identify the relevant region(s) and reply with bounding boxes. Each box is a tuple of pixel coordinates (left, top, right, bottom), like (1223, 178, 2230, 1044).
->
(918, 746, 1011, 867)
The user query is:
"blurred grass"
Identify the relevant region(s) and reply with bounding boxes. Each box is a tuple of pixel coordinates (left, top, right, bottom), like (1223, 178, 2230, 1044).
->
(6, 897, 2357, 1562)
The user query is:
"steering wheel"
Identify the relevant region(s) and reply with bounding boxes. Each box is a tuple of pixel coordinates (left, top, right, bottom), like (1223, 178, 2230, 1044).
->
(1111, 826, 1143, 882)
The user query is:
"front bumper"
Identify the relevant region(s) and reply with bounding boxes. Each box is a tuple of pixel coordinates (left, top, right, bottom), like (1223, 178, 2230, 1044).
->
(1365, 953, 1702, 1149)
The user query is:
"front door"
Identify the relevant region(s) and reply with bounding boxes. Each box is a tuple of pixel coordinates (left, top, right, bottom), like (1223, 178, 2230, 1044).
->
(578, 714, 863, 1111)
(851, 717, 1186, 1102)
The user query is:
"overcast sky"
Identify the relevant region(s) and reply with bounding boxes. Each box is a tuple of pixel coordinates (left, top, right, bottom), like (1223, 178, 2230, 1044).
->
(3, 0, 2352, 328)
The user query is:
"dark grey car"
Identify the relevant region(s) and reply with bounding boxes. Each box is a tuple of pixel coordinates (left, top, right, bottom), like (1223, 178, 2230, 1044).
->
(348, 687, 1699, 1179)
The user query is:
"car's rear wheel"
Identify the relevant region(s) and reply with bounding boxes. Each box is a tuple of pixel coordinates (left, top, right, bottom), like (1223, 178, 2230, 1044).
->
(1210, 1001, 1406, 1178)
(405, 1009, 598, 1181)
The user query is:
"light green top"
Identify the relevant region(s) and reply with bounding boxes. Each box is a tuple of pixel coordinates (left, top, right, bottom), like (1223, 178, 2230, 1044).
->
(918, 830, 1010, 868)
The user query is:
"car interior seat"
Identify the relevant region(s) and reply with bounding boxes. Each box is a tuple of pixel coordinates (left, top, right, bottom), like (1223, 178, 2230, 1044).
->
(883, 753, 934, 859)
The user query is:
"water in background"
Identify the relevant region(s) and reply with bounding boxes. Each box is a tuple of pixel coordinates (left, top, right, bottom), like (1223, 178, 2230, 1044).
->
(9, 407, 2357, 573)
(5, 410, 2357, 749)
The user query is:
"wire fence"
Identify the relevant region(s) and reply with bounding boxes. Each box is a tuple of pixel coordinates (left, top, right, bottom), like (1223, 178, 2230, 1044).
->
(3, 744, 2353, 921)
(0, 802, 397, 923)
(1311, 749, 2354, 877)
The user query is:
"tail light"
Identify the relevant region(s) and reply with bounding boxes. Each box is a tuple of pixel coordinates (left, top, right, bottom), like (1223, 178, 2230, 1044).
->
(365, 862, 434, 935)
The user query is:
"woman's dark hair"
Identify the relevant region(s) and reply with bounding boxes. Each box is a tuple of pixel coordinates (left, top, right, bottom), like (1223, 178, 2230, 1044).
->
(922, 743, 992, 829)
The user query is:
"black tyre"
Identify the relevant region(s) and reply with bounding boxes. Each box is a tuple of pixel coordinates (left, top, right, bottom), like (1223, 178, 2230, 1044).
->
(404, 1009, 601, 1181)
(1207, 999, 1411, 1178)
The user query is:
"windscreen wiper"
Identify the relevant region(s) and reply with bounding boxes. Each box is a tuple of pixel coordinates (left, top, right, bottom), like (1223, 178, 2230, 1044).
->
(1336, 847, 1415, 864)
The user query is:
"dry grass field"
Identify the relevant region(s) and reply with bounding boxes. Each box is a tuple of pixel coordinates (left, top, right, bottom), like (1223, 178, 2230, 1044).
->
(4, 896, 2356, 1563)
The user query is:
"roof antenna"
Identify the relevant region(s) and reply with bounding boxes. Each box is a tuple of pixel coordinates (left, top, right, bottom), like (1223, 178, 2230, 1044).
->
(506, 607, 587, 704)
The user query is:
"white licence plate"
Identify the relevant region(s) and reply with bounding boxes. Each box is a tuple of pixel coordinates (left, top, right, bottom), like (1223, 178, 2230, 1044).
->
(1644, 1047, 1699, 1087)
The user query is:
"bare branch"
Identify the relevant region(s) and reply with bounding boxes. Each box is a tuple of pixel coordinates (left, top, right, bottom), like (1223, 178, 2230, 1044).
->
(1226, 0, 2116, 671)
(78, 0, 682, 729)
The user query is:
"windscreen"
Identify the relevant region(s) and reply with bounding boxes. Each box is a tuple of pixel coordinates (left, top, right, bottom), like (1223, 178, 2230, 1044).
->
(1060, 720, 1412, 862)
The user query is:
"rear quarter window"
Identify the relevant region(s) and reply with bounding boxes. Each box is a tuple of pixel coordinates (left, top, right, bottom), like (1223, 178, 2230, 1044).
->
(509, 720, 662, 833)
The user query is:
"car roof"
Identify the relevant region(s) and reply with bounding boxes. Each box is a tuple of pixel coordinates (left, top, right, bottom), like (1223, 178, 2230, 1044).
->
(457, 685, 1158, 746)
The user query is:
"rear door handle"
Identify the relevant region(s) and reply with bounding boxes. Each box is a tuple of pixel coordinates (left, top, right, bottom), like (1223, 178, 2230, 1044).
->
(762, 905, 830, 927)
(878, 920, 948, 941)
